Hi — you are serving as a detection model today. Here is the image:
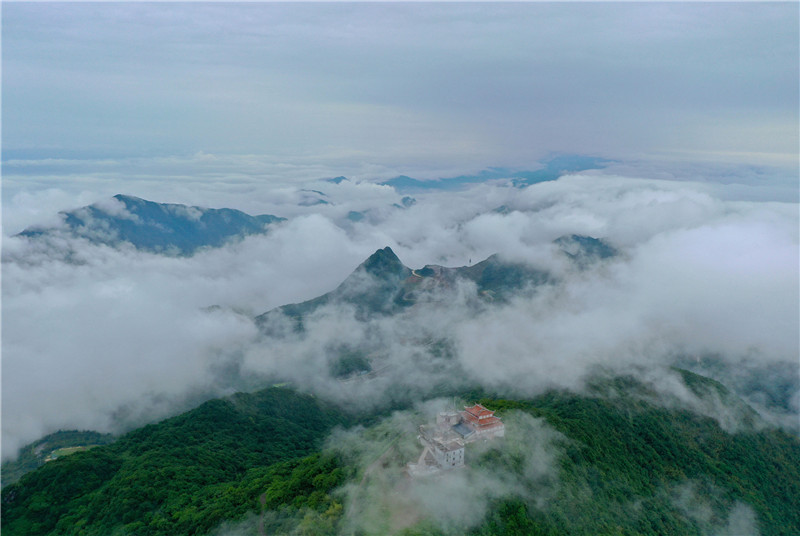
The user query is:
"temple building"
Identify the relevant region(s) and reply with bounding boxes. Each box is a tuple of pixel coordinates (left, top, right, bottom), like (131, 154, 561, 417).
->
(460, 403, 505, 439)
(407, 402, 504, 477)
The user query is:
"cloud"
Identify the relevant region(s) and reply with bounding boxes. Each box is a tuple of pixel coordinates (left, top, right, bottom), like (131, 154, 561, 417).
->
(0, 154, 420, 237)
(672, 482, 761, 536)
(233, 175, 798, 437)
(92, 197, 138, 221)
(454, 203, 797, 389)
(3, 3, 797, 167)
(1, 214, 383, 458)
(326, 407, 563, 535)
(2, 172, 797, 461)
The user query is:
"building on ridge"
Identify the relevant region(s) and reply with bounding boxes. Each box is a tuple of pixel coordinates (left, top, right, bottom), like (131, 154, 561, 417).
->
(460, 403, 505, 440)
(407, 402, 504, 477)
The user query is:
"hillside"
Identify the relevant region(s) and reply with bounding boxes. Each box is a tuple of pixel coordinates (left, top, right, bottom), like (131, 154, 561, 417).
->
(3, 372, 798, 536)
(17, 194, 285, 255)
(472, 388, 800, 535)
(1, 387, 352, 536)
(1, 430, 115, 488)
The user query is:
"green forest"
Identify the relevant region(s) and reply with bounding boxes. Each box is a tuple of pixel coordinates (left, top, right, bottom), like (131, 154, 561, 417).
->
(3, 374, 799, 536)
(2, 430, 115, 487)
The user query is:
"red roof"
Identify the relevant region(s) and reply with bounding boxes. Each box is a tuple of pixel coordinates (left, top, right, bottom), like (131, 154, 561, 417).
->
(475, 418, 503, 428)
(463, 404, 495, 418)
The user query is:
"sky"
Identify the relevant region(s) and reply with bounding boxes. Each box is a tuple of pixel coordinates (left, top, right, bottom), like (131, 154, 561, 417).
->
(3, 3, 798, 179)
(1, 3, 799, 463)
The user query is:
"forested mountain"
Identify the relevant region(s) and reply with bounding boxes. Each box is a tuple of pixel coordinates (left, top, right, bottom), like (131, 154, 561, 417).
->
(1, 388, 352, 535)
(5, 2, 796, 535)
(17, 194, 285, 255)
(3, 373, 798, 536)
(1, 431, 115, 487)
(4, 245, 796, 536)
(256, 240, 612, 331)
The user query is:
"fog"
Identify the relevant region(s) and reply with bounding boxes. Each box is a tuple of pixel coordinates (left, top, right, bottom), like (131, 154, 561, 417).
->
(327, 407, 563, 535)
(207, 404, 764, 536)
(2, 172, 798, 460)
(672, 482, 761, 536)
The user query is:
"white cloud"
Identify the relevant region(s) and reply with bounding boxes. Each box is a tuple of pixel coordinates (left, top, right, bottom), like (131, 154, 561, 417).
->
(329, 408, 563, 535)
(2, 172, 797, 460)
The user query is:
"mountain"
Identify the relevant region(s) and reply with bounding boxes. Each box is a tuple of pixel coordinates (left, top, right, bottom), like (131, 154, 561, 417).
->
(255, 246, 552, 332)
(509, 154, 614, 187)
(471, 377, 800, 536)
(1, 431, 115, 488)
(17, 194, 285, 255)
(2, 374, 798, 536)
(298, 189, 330, 206)
(554, 234, 618, 268)
(344, 197, 417, 225)
(256, 237, 614, 332)
(256, 246, 414, 330)
(380, 155, 613, 193)
(1, 387, 351, 536)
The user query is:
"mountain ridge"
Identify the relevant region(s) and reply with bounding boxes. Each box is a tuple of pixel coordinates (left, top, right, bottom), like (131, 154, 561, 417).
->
(256, 237, 614, 331)
(379, 155, 614, 193)
(18, 194, 285, 255)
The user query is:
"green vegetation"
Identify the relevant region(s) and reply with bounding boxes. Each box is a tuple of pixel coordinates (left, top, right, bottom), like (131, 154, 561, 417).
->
(3, 377, 799, 536)
(48, 446, 93, 459)
(2, 430, 115, 487)
(329, 348, 372, 378)
(474, 257, 550, 298)
(1, 387, 351, 536)
(471, 389, 800, 536)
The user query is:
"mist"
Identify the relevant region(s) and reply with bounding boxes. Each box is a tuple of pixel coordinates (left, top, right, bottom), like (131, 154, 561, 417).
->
(207, 401, 766, 535)
(326, 407, 563, 535)
(2, 171, 798, 460)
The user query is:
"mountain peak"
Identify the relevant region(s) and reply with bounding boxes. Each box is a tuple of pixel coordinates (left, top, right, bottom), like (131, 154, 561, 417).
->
(113, 193, 141, 201)
(111, 194, 151, 208)
(555, 234, 617, 266)
(360, 247, 409, 279)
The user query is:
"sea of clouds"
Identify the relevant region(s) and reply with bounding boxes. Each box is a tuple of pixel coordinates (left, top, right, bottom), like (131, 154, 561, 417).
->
(2, 165, 798, 460)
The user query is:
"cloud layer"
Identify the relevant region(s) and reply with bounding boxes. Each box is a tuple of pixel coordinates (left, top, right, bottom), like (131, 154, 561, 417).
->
(3, 172, 797, 459)
(3, 3, 797, 168)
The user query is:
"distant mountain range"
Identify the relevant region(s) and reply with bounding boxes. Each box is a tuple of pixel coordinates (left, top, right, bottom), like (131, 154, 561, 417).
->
(17, 194, 285, 255)
(14, 155, 614, 253)
(379, 155, 613, 193)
